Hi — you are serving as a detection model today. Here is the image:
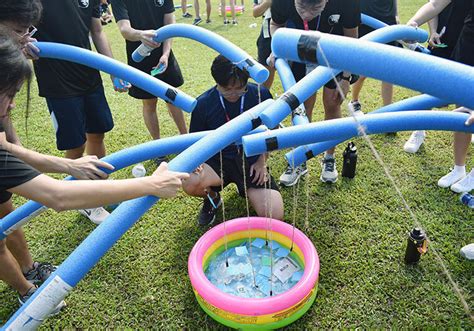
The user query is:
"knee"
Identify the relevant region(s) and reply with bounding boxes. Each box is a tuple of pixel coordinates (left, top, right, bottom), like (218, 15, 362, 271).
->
(0, 239, 7, 255)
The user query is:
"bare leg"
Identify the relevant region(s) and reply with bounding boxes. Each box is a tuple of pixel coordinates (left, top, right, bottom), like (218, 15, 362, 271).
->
(262, 65, 276, 90)
(230, 0, 236, 21)
(85, 133, 106, 158)
(303, 93, 317, 122)
(221, 0, 226, 22)
(65, 144, 85, 159)
(247, 188, 284, 220)
(351, 76, 366, 102)
(166, 103, 188, 135)
(454, 132, 471, 166)
(142, 98, 160, 140)
(181, 0, 187, 15)
(206, 0, 212, 21)
(323, 87, 343, 155)
(381, 81, 393, 106)
(194, 0, 200, 18)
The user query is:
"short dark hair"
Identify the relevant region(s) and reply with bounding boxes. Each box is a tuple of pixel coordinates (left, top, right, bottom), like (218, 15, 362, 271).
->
(0, 0, 43, 27)
(211, 55, 249, 87)
(0, 27, 31, 96)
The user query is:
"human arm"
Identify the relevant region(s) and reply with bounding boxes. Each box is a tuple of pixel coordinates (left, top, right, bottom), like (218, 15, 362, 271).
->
(0, 138, 114, 180)
(156, 12, 176, 71)
(9, 162, 189, 211)
(454, 107, 474, 126)
(1, 116, 21, 146)
(407, 0, 451, 27)
(253, 0, 271, 18)
(249, 154, 268, 185)
(428, 16, 443, 46)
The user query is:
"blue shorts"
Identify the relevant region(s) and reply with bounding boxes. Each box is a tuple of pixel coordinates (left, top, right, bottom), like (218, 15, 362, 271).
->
(46, 85, 114, 151)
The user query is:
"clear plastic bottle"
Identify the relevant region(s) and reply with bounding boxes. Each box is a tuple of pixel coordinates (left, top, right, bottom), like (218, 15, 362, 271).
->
(131, 163, 147, 178)
(459, 193, 474, 208)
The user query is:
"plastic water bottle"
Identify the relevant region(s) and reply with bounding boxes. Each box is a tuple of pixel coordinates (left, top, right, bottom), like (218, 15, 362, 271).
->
(460, 193, 474, 208)
(132, 163, 147, 178)
(132, 43, 154, 62)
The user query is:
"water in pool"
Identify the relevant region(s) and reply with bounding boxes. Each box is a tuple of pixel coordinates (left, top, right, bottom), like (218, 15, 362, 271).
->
(205, 238, 304, 298)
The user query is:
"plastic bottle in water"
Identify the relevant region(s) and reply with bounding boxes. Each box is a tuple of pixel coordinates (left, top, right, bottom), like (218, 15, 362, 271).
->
(459, 193, 474, 208)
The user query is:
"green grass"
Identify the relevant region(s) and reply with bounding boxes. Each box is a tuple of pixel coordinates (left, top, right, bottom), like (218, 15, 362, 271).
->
(1, 0, 473, 328)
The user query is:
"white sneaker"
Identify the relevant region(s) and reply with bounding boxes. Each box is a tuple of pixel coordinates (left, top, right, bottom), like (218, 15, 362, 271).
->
(450, 169, 474, 193)
(438, 168, 466, 188)
(471, 135, 474, 144)
(79, 207, 110, 225)
(279, 163, 308, 187)
(460, 243, 474, 260)
(348, 101, 364, 117)
(320, 157, 338, 183)
(403, 131, 425, 153)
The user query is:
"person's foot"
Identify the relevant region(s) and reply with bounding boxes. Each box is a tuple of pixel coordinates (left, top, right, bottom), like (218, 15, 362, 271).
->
(182, 12, 192, 18)
(460, 243, 474, 260)
(193, 17, 202, 25)
(348, 100, 364, 117)
(438, 167, 466, 188)
(19, 286, 66, 316)
(23, 262, 56, 285)
(198, 192, 221, 226)
(451, 169, 474, 193)
(153, 156, 168, 166)
(279, 163, 308, 187)
(223, 19, 229, 25)
(471, 135, 474, 144)
(206, 18, 212, 23)
(320, 156, 338, 183)
(79, 207, 110, 225)
(232, 19, 238, 25)
(403, 130, 426, 153)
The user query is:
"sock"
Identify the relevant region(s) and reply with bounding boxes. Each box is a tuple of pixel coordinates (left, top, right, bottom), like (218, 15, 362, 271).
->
(324, 153, 334, 160)
(414, 130, 426, 136)
(453, 165, 466, 175)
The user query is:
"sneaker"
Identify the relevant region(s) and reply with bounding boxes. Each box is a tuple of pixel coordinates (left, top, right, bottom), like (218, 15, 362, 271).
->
(460, 243, 474, 260)
(198, 192, 221, 226)
(79, 207, 110, 225)
(19, 286, 66, 316)
(223, 19, 229, 25)
(403, 131, 425, 153)
(153, 156, 168, 166)
(471, 135, 474, 144)
(232, 20, 238, 25)
(438, 168, 466, 188)
(23, 262, 56, 285)
(206, 19, 212, 24)
(182, 12, 192, 18)
(193, 17, 202, 25)
(348, 100, 364, 117)
(450, 169, 474, 193)
(279, 163, 308, 187)
(321, 156, 338, 183)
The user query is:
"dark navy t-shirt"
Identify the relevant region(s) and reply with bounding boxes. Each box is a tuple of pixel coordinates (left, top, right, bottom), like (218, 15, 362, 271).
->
(190, 83, 272, 163)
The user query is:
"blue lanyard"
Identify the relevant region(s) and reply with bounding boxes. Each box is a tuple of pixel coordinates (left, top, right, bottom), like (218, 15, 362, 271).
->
(218, 92, 246, 122)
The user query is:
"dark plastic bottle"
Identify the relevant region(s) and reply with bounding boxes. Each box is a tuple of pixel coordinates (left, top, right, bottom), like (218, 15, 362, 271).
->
(404, 228, 428, 264)
(342, 142, 357, 178)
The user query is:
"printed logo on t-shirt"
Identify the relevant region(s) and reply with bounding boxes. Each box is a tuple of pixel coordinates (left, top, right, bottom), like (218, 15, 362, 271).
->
(154, 0, 165, 7)
(78, 0, 89, 8)
(328, 14, 340, 25)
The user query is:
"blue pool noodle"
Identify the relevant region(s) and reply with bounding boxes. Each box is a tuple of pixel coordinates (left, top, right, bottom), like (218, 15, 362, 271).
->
(35, 42, 196, 112)
(3, 99, 273, 329)
(243, 111, 474, 156)
(259, 25, 430, 129)
(131, 24, 269, 84)
(285, 94, 447, 166)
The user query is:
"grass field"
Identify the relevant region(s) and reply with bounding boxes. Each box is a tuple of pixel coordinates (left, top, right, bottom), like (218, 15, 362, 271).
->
(1, 0, 473, 328)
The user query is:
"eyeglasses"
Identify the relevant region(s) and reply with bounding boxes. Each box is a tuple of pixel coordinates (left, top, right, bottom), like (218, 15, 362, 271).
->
(217, 85, 248, 98)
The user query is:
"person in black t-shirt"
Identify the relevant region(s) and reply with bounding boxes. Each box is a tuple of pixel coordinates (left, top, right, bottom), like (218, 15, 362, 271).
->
(34, 0, 131, 224)
(349, 0, 400, 118)
(253, 0, 275, 89)
(0, 27, 188, 311)
(270, 0, 360, 185)
(182, 55, 284, 227)
(407, 0, 474, 193)
(111, 0, 188, 156)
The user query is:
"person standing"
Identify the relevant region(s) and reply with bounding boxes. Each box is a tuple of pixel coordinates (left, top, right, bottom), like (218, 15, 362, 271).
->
(253, 0, 275, 89)
(193, 0, 212, 25)
(111, 0, 188, 162)
(33, 0, 130, 225)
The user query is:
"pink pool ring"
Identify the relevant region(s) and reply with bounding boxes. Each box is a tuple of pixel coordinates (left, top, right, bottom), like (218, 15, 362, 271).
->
(188, 217, 320, 329)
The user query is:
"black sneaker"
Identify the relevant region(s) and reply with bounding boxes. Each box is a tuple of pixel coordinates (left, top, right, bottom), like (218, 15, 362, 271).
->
(193, 17, 203, 25)
(19, 286, 66, 315)
(198, 192, 221, 226)
(23, 262, 56, 285)
(182, 12, 192, 18)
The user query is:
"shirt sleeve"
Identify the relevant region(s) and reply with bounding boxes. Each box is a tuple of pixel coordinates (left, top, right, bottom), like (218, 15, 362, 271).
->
(111, 0, 129, 22)
(164, 0, 176, 14)
(92, 0, 101, 18)
(260, 86, 273, 101)
(342, 0, 361, 29)
(271, 0, 289, 25)
(0, 149, 41, 192)
(189, 100, 208, 133)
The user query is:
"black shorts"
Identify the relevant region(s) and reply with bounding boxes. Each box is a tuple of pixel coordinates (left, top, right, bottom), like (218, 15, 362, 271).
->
(452, 24, 474, 66)
(429, 45, 454, 59)
(46, 85, 114, 151)
(0, 191, 12, 204)
(205, 155, 279, 197)
(127, 45, 184, 100)
(256, 31, 272, 66)
(290, 62, 343, 90)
